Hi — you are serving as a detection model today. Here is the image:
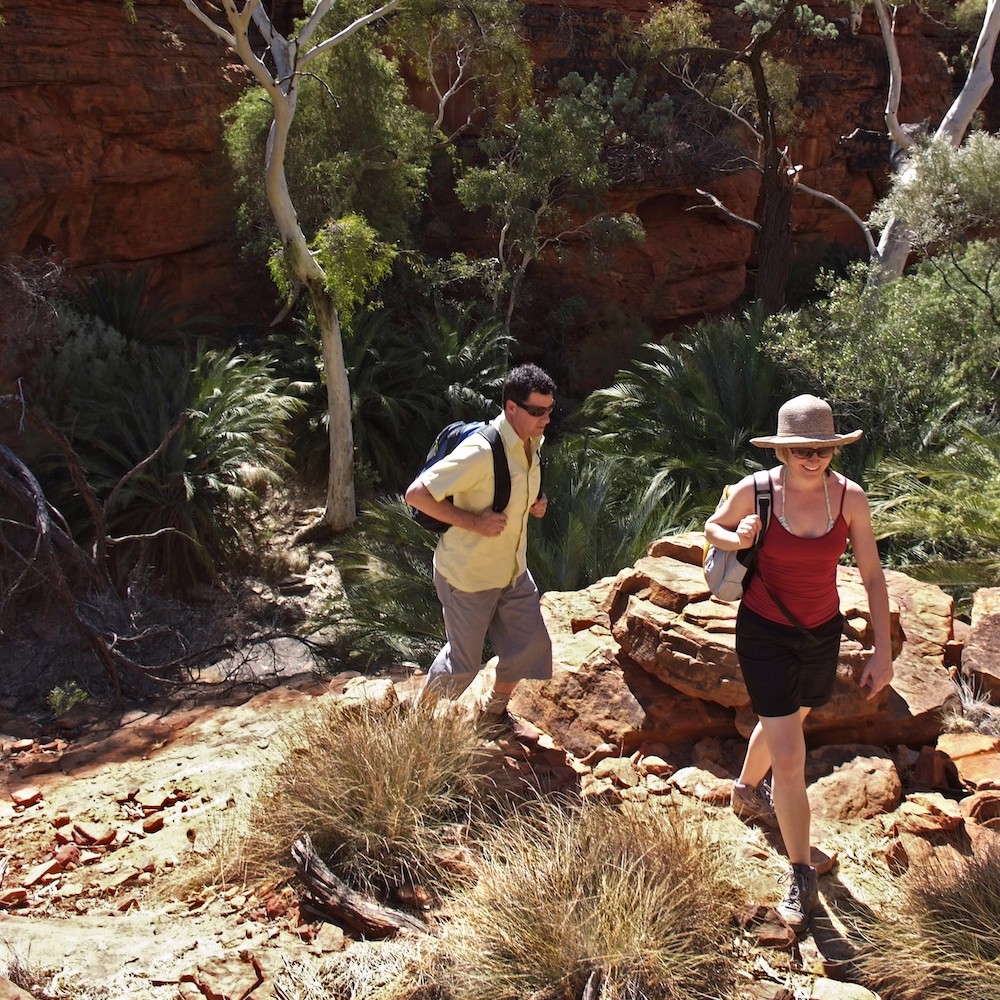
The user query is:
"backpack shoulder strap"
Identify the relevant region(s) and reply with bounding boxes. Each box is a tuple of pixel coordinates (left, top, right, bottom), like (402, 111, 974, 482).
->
(753, 469, 772, 533)
(478, 424, 511, 513)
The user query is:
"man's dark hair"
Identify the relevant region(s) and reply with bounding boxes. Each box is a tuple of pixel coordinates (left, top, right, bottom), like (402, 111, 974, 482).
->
(502, 363, 556, 403)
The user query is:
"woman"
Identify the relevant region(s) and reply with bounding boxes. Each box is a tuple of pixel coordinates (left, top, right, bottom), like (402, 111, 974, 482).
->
(705, 395, 894, 932)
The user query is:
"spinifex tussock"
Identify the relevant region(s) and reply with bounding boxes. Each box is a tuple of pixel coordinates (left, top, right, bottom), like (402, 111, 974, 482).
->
(442, 798, 745, 1000)
(243, 700, 492, 897)
(860, 843, 1000, 999)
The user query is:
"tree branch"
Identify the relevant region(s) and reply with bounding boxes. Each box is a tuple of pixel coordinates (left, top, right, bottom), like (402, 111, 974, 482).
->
(692, 189, 760, 231)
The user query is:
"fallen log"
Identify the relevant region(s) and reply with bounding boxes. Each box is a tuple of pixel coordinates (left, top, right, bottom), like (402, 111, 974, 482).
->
(291, 835, 429, 938)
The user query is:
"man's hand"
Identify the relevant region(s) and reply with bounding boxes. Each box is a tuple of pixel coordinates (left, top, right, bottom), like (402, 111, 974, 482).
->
(473, 510, 507, 537)
(529, 494, 548, 518)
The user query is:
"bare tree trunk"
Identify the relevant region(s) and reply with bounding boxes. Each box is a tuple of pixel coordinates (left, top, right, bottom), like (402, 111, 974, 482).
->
(871, 0, 1000, 283)
(755, 169, 795, 312)
(747, 0, 797, 312)
(182, 0, 405, 533)
(313, 284, 357, 530)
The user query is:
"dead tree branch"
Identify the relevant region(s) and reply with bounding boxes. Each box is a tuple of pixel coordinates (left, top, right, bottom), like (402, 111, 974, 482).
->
(291, 835, 429, 938)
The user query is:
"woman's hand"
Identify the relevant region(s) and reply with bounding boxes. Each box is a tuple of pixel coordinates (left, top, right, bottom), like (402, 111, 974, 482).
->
(734, 514, 762, 550)
(859, 651, 893, 699)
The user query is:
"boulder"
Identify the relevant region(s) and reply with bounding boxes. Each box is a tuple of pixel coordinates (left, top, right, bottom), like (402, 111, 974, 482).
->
(805, 745, 903, 821)
(532, 534, 958, 755)
(961, 587, 1000, 699)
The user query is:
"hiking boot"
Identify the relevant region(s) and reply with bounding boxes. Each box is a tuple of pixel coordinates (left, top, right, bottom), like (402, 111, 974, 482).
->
(776, 863, 819, 932)
(731, 779, 777, 827)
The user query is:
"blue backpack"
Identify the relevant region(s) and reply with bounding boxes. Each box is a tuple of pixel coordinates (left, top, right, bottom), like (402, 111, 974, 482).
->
(411, 421, 511, 533)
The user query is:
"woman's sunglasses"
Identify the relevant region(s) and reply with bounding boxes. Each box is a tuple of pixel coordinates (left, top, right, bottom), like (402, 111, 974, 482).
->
(789, 446, 835, 459)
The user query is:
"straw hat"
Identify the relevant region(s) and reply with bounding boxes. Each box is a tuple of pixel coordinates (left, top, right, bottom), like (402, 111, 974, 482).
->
(750, 394, 863, 449)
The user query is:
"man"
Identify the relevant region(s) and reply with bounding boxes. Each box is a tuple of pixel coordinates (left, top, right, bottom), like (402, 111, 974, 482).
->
(404, 363, 554, 729)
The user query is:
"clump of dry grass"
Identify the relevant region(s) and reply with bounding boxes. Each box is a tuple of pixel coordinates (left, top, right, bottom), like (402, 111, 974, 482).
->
(440, 798, 747, 1000)
(241, 699, 492, 896)
(161, 699, 492, 902)
(859, 844, 1000, 998)
(940, 670, 1000, 736)
(273, 939, 443, 1000)
(0, 943, 127, 999)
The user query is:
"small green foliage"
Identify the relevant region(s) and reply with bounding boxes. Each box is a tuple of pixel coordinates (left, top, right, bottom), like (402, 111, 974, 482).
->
(456, 72, 647, 321)
(639, 0, 713, 52)
(312, 214, 397, 320)
(736, 0, 837, 39)
(867, 419, 1000, 572)
(46, 681, 91, 718)
(312, 496, 444, 669)
(767, 247, 1000, 463)
(73, 268, 214, 345)
(872, 132, 1000, 251)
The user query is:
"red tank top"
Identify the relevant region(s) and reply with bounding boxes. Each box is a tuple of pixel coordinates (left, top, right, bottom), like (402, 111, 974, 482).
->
(743, 478, 848, 629)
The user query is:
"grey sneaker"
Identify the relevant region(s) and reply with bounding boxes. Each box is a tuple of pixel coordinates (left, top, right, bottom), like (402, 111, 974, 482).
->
(731, 779, 777, 827)
(776, 863, 819, 932)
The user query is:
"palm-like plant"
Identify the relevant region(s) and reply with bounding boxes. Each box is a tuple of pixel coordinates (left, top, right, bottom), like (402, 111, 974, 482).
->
(38, 344, 300, 593)
(311, 497, 445, 669)
(345, 309, 444, 494)
(414, 303, 512, 425)
(75, 268, 217, 344)
(574, 308, 795, 501)
(527, 440, 697, 593)
(269, 300, 513, 495)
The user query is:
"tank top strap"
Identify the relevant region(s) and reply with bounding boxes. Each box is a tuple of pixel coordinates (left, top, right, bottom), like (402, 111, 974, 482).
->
(836, 474, 847, 517)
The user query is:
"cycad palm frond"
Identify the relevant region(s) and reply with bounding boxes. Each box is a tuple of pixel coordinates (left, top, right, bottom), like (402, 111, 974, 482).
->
(313, 497, 445, 668)
(573, 309, 792, 498)
(529, 439, 697, 593)
(38, 342, 299, 593)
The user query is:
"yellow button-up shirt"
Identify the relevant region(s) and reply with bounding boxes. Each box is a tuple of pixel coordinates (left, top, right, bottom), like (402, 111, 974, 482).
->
(419, 413, 543, 592)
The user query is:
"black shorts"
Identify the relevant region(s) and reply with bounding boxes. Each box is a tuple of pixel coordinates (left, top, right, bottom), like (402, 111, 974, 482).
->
(736, 604, 843, 718)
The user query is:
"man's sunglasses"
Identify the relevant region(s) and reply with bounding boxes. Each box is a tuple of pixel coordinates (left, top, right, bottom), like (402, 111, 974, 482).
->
(789, 446, 835, 459)
(512, 399, 554, 418)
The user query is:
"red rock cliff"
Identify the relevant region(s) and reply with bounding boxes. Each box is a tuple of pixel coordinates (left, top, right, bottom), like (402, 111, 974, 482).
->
(0, 0, 984, 379)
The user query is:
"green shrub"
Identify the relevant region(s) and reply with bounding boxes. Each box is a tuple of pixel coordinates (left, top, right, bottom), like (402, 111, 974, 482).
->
(767, 248, 1000, 465)
(866, 418, 1000, 583)
(46, 681, 91, 718)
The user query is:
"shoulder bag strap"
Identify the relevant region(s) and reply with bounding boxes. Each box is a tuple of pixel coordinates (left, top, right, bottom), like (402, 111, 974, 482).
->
(752, 469, 819, 644)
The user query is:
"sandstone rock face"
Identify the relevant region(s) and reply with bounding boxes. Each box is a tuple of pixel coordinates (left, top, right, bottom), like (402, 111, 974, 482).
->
(522, 532, 958, 755)
(0, 0, 973, 385)
(961, 587, 1000, 699)
(0, 0, 266, 371)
